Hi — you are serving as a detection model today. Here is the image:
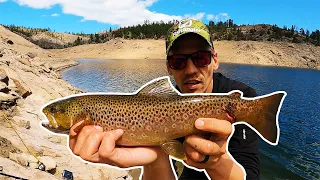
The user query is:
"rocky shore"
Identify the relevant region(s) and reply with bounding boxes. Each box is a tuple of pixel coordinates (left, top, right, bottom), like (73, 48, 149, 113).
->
(0, 25, 140, 180)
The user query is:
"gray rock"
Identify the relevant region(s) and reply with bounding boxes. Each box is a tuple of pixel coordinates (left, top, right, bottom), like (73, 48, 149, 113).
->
(43, 63, 51, 73)
(9, 153, 38, 167)
(0, 68, 9, 85)
(0, 92, 19, 108)
(0, 81, 10, 93)
(29, 162, 39, 169)
(17, 155, 29, 166)
(9, 152, 18, 162)
(39, 156, 56, 171)
(16, 58, 31, 66)
(12, 116, 31, 129)
(26, 52, 36, 59)
(7, 40, 14, 45)
(11, 78, 32, 98)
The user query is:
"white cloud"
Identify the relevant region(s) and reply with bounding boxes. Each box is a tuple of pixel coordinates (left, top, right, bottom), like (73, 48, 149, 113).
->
(13, 0, 60, 9)
(183, 12, 205, 20)
(207, 13, 230, 22)
(12, 0, 228, 27)
(0, 0, 8, 2)
(51, 13, 60, 17)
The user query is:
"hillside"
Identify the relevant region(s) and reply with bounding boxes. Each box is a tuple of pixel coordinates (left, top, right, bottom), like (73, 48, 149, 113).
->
(2, 25, 90, 49)
(3, 20, 320, 50)
(51, 38, 320, 70)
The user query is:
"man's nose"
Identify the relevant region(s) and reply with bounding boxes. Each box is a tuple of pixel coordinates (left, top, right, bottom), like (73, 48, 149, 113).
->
(184, 58, 198, 74)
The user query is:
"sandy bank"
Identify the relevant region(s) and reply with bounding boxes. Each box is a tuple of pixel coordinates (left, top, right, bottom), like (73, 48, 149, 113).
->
(51, 38, 320, 70)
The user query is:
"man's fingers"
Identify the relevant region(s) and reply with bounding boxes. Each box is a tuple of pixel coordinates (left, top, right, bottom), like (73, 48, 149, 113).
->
(73, 125, 103, 155)
(79, 131, 105, 162)
(69, 120, 86, 150)
(99, 129, 124, 160)
(69, 120, 85, 136)
(195, 118, 232, 136)
(185, 135, 224, 156)
(184, 142, 205, 162)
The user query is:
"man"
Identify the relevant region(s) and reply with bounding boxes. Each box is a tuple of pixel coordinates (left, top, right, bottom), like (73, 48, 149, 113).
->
(69, 19, 260, 180)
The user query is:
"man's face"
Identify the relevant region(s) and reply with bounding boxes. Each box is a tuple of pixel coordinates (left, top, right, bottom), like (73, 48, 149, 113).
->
(166, 34, 219, 93)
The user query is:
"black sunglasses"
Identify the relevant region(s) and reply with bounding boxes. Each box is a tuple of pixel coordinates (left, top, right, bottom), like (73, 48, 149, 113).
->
(167, 50, 214, 70)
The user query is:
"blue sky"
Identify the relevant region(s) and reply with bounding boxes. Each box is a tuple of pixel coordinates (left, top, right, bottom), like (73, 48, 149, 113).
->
(0, 0, 319, 34)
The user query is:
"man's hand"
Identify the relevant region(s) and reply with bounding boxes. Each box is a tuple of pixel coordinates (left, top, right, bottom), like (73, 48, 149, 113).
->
(69, 120, 163, 168)
(183, 118, 245, 179)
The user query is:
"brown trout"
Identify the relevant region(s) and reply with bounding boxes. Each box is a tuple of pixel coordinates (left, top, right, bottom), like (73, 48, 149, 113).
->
(41, 76, 286, 159)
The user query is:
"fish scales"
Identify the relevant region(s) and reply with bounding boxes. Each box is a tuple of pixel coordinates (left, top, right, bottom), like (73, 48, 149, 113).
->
(60, 94, 253, 146)
(42, 76, 286, 154)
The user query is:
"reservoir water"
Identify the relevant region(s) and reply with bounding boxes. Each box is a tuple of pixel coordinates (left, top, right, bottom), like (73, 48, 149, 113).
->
(61, 59, 320, 180)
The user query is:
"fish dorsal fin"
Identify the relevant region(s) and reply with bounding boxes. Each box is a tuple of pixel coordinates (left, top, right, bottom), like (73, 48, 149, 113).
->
(137, 77, 178, 97)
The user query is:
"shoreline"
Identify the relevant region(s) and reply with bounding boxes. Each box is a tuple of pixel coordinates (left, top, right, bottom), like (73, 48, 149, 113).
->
(50, 38, 320, 70)
(63, 57, 320, 72)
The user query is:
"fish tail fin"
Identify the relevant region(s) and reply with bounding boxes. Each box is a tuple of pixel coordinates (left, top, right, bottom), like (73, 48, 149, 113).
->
(245, 92, 286, 145)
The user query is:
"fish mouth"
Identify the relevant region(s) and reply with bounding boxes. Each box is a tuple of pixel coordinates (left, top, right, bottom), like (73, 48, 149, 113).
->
(43, 112, 59, 129)
(41, 121, 69, 134)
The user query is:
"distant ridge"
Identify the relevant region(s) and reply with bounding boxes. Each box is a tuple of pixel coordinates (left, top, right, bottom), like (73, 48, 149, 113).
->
(2, 19, 319, 49)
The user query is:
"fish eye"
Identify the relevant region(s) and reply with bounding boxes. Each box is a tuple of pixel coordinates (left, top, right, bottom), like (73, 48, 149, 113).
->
(50, 107, 55, 113)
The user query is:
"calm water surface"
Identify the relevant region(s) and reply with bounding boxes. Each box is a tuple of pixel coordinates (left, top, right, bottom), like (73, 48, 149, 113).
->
(62, 59, 320, 180)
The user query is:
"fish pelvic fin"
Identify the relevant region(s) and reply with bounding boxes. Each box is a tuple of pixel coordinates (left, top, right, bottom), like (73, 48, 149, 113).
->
(137, 77, 178, 97)
(244, 92, 286, 145)
(161, 140, 186, 160)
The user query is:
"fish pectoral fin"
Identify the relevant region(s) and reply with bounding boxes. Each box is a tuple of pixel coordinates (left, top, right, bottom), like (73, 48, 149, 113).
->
(161, 140, 186, 160)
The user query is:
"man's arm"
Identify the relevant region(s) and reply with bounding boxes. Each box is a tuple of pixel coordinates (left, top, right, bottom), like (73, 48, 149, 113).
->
(205, 153, 245, 180)
(143, 152, 176, 180)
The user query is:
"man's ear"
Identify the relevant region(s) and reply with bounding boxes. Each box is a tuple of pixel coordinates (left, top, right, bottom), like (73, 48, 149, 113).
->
(212, 51, 219, 71)
(166, 61, 173, 75)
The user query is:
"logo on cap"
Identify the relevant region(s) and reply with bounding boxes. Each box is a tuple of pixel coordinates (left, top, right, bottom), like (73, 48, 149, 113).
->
(178, 19, 193, 28)
(173, 19, 201, 37)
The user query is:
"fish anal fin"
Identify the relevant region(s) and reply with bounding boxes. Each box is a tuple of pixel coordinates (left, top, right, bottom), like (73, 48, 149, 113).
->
(161, 140, 186, 160)
(137, 77, 178, 97)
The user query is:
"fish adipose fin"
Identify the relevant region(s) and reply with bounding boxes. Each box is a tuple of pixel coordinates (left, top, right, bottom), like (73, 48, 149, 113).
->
(161, 140, 186, 160)
(137, 77, 178, 97)
(246, 92, 286, 145)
